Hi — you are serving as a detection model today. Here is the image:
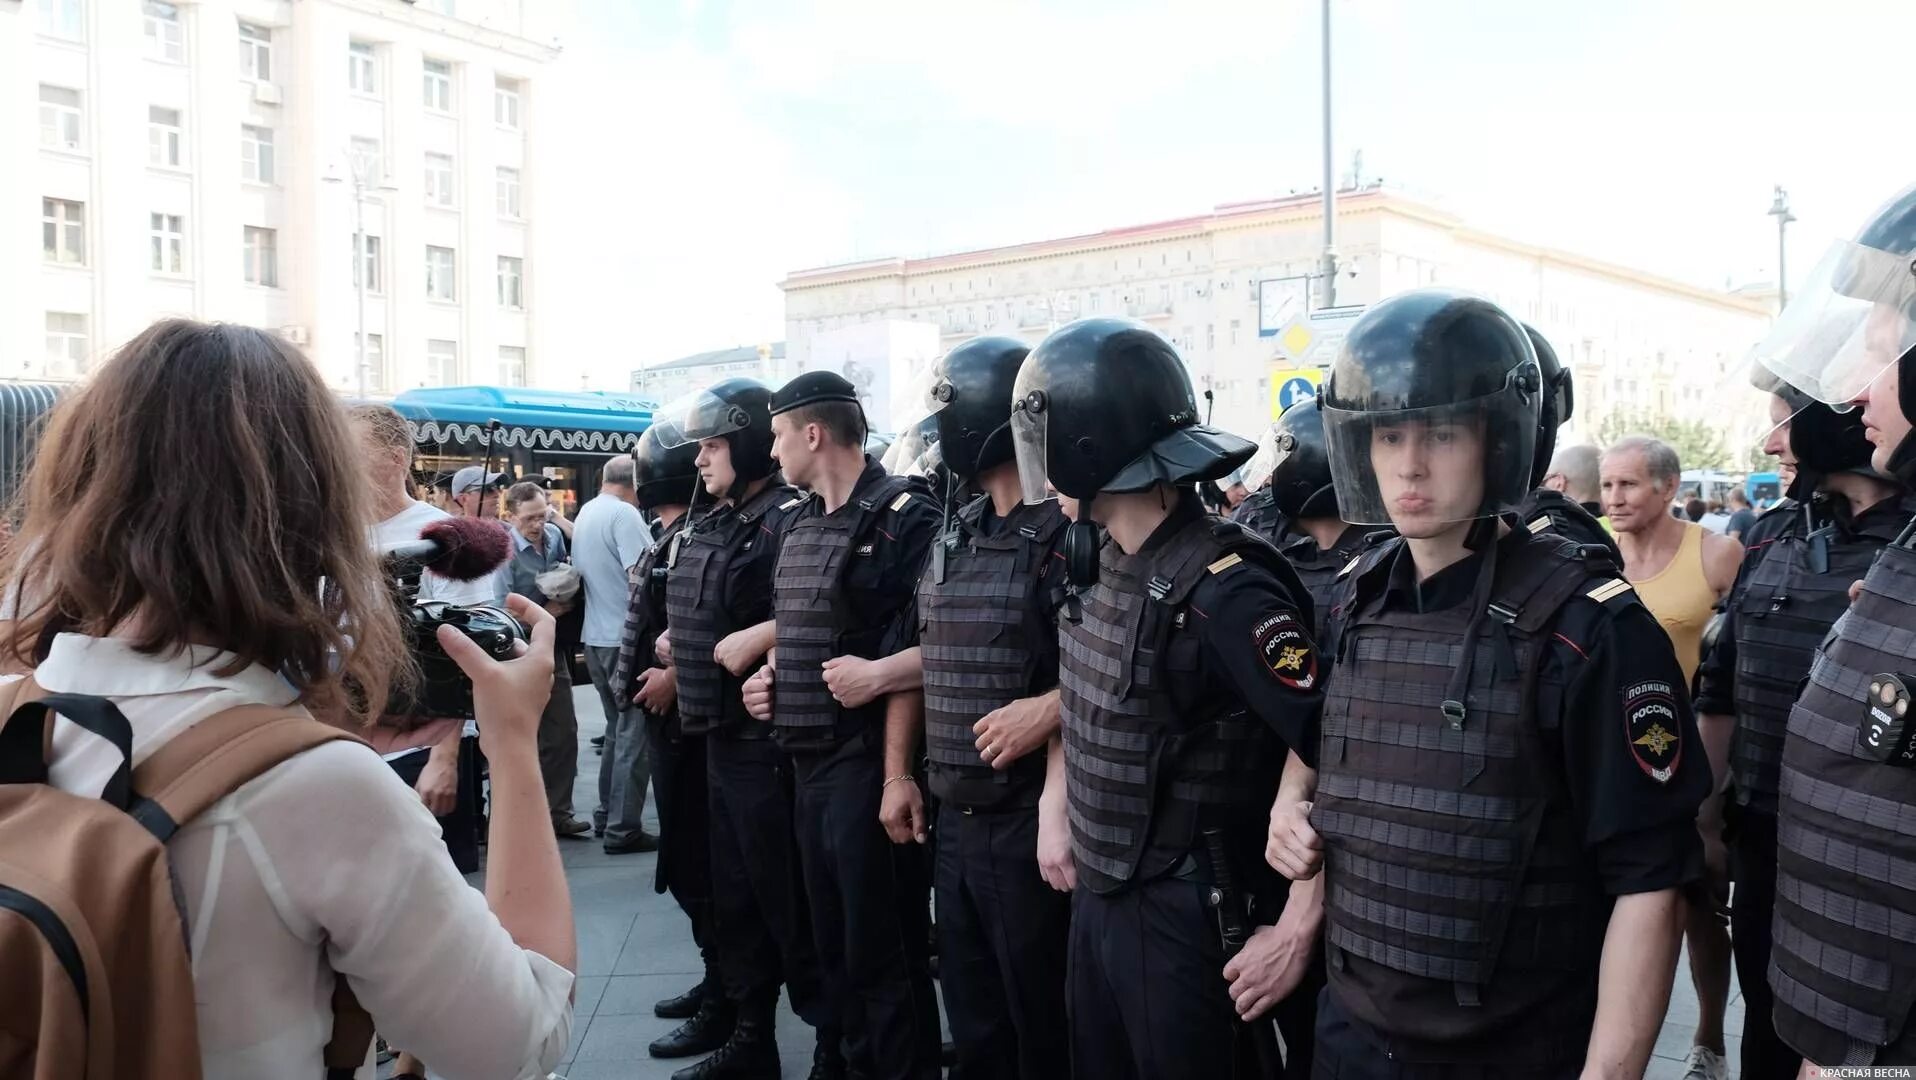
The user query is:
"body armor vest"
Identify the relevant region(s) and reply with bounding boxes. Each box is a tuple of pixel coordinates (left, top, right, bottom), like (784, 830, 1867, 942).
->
(666, 485, 796, 739)
(918, 497, 1066, 807)
(1315, 531, 1610, 1043)
(1059, 514, 1299, 896)
(1732, 500, 1906, 814)
(1514, 488, 1621, 563)
(1232, 487, 1284, 543)
(1280, 523, 1383, 637)
(614, 514, 685, 704)
(772, 473, 919, 748)
(1770, 540, 1916, 1066)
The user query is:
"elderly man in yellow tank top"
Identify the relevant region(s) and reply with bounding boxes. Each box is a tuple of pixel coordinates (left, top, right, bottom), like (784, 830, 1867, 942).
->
(1600, 433, 1743, 1080)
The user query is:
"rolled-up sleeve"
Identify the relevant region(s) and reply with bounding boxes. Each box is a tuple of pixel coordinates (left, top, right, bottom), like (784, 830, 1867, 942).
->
(247, 741, 574, 1080)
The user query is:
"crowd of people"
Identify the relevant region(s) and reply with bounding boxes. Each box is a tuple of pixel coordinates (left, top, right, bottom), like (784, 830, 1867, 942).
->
(0, 181, 1913, 1080)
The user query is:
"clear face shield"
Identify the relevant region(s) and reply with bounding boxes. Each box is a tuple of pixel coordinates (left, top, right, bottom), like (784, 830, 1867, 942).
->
(1238, 424, 1291, 493)
(651, 389, 754, 450)
(1321, 379, 1538, 529)
(1009, 389, 1053, 505)
(1746, 237, 1916, 407)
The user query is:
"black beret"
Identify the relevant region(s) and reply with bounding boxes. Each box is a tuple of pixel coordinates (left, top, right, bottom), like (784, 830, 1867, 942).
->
(770, 370, 861, 416)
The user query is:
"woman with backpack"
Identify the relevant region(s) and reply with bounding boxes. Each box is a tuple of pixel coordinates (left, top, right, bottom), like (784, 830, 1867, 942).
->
(0, 320, 576, 1079)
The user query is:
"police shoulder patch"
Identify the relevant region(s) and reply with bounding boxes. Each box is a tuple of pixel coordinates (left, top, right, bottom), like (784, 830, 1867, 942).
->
(1623, 679, 1682, 784)
(1253, 610, 1318, 692)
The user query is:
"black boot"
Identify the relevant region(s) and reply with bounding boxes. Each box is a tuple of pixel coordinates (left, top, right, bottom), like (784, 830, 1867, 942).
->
(670, 1013, 779, 1080)
(649, 995, 737, 1059)
(806, 1028, 847, 1080)
(655, 977, 710, 1020)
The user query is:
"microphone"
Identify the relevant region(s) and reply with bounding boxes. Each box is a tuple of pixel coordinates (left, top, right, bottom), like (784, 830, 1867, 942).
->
(381, 515, 512, 582)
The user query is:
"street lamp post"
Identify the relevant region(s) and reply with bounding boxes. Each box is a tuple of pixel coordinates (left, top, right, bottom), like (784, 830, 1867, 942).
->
(1768, 185, 1796, 312)
(324, 160, 395, 398)
(1319, 0, 1338, 310)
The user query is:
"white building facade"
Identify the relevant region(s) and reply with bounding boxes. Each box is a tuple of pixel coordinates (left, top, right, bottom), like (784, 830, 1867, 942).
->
(779, 188, 1777, 446)
(2, 0, 561, 394)
(631, 343, 782, 406)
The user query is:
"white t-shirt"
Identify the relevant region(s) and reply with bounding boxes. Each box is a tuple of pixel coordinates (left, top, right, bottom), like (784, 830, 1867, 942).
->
(372, 499, 498, 607)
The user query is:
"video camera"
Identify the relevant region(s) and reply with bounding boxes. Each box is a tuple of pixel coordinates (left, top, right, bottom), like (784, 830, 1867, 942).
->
(382, 516, 524, 720)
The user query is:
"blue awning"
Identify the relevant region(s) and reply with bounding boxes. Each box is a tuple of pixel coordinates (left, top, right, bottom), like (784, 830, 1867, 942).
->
(390, 386, 655, 454)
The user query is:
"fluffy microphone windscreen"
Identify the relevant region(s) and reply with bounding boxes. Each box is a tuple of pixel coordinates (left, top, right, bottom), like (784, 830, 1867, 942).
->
(419, 516, 513, 581)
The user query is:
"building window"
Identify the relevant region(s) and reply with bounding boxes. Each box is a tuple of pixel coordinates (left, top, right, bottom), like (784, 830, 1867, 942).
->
(238, 22, 271, 81)
(424, 152, 455, 207)
(1230, 319, 1240, 346)
(144, 2, 183, 62)
(39, 86, 82, 150)
(39, 0, 85, 41)
(149, 212, 184, 274)
(494, 77, 521, 128)
(45, 312, 90, 375)
(497, 256, 524, 308)
(423, 59, 453, 112)
(495, 167, 521, 217)
(426, 339, 458, 385)
(426, 246, 456, 301)
(499, 346, 527, 387)
(349, 136, 382, 180)
(348, 42, 378, 95)
(356, 332, 386, 391)
(240, 125, 274, 184)
(148, 106, 183, 168)
(41, 198, 85, 265)
(354, 234, 383, 293)
(242, 226, 278, 287)
(1206, 323, 1215, 351)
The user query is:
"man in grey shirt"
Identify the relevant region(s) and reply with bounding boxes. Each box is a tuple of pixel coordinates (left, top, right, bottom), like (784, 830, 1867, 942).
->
(573, 457, 659, 853)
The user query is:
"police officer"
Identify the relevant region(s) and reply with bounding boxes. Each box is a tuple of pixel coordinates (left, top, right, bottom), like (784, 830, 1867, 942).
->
(860, 336, 1074, 1078)
(1240, 397, 1387, 632)
(1744, 183, 1916, 1068)
(653, 380, 840, 1080)
(1008, 317, 1324, 1079)
(1513, 325, 1619, 557)
(607, 426, 735, 1059)
(1265, 287, 1710, 1079)
(1690, 370, 1911, 1080)
(740, 371, 942, 1080)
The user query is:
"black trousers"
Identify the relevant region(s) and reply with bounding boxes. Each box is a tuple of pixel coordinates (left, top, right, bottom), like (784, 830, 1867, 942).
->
(1728, 807, 1802, 1080)
(1311, 989, 1578, 1080)
(647, 715, 714, 964)
(706, 733, 832, 1027)
(933, 800, 1070, 1080)
(387, 734, 482, 874)
(1068, 874, 1319, 1080)
(790, 732, 941, 1080)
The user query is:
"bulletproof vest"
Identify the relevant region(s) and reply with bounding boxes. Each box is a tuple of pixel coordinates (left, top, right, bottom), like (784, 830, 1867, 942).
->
(1514, 488, 1621, 563)
(1231, 487, 1285, 545)
(666, 485, 798, 738)
(1314, 531, 1611, 1041)
(772, 473, 920, 747)
(1769, 540, 1916, 1066)
(1059, 514, 1296, 895)
(1731, 500, 1907, 814)
(1280, 523, 1385, 637)
(614, 514, 684, 706)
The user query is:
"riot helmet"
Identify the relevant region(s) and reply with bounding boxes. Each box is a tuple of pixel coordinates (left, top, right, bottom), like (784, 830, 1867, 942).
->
(1526, 323, 1574, 486)
(1320, 288, 1541, 528)
(1010, 318, 1254, 503)
(651, 377, 778, 498)
(1750, 364, 1878, 480)
(880, 414, 941, 477)
(631, 423, 701, 512)
(1241, 399, 1338, 521)
(924, 336, 1029, 480)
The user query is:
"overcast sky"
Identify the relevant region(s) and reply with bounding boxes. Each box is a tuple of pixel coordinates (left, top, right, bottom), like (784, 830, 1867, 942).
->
(538, 0, 1910, 389)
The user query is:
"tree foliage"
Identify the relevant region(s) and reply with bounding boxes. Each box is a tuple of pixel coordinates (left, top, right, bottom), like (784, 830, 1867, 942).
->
(1594, 408, 1731, 472)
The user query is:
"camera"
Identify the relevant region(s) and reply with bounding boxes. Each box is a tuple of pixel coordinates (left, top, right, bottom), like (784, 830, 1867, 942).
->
(405, 601, 528, 718)
(1861, 673, 1916, 768)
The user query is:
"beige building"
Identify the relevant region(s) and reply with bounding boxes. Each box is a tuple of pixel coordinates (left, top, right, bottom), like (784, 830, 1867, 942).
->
(778, 186, 1775, 445)
(631, 342, 782, 405)
(3, 0, 562, 393)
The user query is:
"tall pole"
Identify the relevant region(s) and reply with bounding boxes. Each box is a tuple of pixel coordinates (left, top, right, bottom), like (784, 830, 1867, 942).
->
(1768, 185, 1795, 313)
(353, 180, 368, 399)
(1319, 0, 1338, 310)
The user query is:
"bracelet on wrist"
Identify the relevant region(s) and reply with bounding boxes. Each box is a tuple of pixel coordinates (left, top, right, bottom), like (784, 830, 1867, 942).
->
(882, 774, 916, 790)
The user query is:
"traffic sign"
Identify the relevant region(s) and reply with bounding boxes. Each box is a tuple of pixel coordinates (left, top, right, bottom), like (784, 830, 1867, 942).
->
(1270, 367, 1323, 418)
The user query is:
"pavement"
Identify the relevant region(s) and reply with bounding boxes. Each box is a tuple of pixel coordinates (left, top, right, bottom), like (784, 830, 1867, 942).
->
(383, 682, 1743, 1080)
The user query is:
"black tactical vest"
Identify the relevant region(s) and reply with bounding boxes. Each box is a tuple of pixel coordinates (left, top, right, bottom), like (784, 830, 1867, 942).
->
(772, 473, 920, 748)
(1731, 502, 1906, 814)
(1060, 514, 1300, 896)
(1315, 531, 1611, 1043)
(1514, 488, 1621, 563)
(1279, 523, 1385, 637)
(918, 496, 1067, 807)
(613, 514, 684, 705)
(1231, 487, 1285, 545)
(1769, 540, 1916, 1066)
(666, 485, 798, 739)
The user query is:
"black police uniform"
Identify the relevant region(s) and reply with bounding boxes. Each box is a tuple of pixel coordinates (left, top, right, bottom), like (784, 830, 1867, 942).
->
(667, 484, 836, 1042)
(898, 493, 1071, 1080)
(1309, 527, 1710, 1077)
(1512, 487, 1621, 561)
(771, 457, 942, 1080)
(1063, 491, 1325, 1080)
(1232, 484, 1286, 537)
(1275, 523, 1383, 635)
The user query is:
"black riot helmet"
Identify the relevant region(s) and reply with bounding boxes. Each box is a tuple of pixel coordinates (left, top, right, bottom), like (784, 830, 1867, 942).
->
(631, 423, 701, 511)
(1750, 365, 1878, 480)
(1242, 399, 1338, 520)
(1009, 318, 1254, 502)
(1320, 288, 1542, 526)
(1525, 323, 1574, 486)
(925, 336, 1029, 480)
(652, 377, 777, 498)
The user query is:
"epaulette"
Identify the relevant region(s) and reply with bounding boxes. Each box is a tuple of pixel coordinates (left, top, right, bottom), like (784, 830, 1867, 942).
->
(1582, 576, 1637, 611)
(889, 491, 913, 512)
(779, 497, 804, 511)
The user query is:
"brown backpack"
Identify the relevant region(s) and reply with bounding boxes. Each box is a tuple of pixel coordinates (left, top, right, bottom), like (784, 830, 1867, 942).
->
(0, 679, 376, 1080)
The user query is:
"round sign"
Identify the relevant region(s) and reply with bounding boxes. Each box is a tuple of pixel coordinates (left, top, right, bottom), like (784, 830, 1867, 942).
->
(1278, 377, 1318, 411)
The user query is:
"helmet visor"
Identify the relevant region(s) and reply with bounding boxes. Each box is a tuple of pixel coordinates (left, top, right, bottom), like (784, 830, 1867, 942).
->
(1239, 425, 1291, 493)
(651, 389, 754, 449)
(1323, 387, 1537, 527)
(880, 423, 941, 477)
(1746, 238, 1916, 406)
(1009, 389, 1052, 505)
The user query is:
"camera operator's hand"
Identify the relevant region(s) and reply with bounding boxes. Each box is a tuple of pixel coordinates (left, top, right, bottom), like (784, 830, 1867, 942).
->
(742, 663, 775, 721)
(635, 666, 678, 715)
(438, 593, 554, 755)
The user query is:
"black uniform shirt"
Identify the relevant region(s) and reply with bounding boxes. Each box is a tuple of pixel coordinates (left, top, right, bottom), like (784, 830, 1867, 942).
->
(788, 458, 941, 658)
